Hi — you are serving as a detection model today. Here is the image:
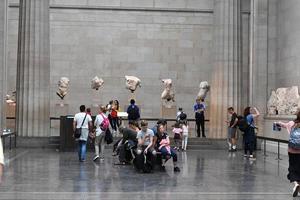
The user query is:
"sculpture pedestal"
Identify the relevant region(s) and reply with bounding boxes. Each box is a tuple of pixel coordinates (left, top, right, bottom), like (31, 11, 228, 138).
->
(54, 103, 69, 117)
(52, 103, 69, 136)
(90, 103, 100, 116)
(6, 104, 16, 130)
(161, 104, 176, 119)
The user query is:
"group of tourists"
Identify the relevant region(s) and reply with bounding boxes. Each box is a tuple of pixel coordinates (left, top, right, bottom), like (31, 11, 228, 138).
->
(72, 99, 179, 173)
(72, 98, 300, 196)
(226, 106, 260, 160)
(226, 106, 300, 197)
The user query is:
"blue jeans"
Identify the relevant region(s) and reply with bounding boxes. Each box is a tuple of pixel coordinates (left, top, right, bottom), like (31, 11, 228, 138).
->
(78, 140, 87, 161)
(159, 147, 178, 162)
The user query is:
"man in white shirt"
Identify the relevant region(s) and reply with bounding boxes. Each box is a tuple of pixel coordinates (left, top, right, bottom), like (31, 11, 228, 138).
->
(0, 138, 4, 183)
(93, 105, 108, 161)
(136, 120, 156, 171)
(73, 105, 92, 162)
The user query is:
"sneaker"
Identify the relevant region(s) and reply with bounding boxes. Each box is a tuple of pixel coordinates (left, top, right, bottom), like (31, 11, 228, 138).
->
(93, 155, 99, 162)
(244, 154, 248, 158)
(174, 166, 180, 172)
(293, 184, 300, 197)
(80, 159, 86, 162)
(100, 157, 104, 161)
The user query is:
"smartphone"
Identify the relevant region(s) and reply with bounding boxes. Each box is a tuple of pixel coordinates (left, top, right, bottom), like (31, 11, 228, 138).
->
(273, 123, 281, 131)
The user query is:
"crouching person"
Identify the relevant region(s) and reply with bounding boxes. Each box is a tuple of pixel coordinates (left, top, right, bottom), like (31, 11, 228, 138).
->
(135, 120, 156, 172)
(155, 124, 180, 172)
(117, 121, 138, 164)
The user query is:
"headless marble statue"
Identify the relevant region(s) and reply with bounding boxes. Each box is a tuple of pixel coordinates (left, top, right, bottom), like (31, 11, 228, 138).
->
(197, 81, 210, 100)
(91, 76, 104, 90)
(125, 75, 141, 93)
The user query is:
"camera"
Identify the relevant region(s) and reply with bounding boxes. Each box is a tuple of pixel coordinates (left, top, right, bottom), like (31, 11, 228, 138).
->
(273, 122, 281, 131)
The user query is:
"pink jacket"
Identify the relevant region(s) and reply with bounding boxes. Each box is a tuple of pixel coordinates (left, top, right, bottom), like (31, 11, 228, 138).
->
(277, 121, 300, 154)
(159, 139, 171, 154)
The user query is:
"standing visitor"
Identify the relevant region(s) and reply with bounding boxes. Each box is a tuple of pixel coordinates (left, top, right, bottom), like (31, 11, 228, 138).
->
(111, 101, 118, 134)
(172, 122, 182, 151)
(243, 106, 260, 160)
(181, 120, 189, 151)
(227, 107, 238, 151)
(93, 105, 109, 162)
(127, 99, 140, 122)
(275, 111, 300, 197)
(73, 105, 93, 162)
(194, 98, 206, 138)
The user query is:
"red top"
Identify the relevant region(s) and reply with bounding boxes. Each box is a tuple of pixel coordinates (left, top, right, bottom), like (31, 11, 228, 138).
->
(111, 109, 118, 118)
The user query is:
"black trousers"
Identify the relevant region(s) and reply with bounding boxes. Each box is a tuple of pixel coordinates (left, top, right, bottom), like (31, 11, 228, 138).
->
(196, 117, 205, 137)
(288, 153, 300, 182)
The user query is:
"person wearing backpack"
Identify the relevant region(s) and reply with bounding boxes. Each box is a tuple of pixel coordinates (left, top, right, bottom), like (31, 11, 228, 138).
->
(93, 105, 110, 162)
(73, 105, 93, 162)
(126, 99, 140, 122)
(243, 106, 260, 160)
(275, 110, 300, 197)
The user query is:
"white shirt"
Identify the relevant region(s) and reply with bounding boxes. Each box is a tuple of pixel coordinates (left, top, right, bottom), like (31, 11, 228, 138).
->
(182, 125, 189, 136)
(74, 112, 92, 129)
(94, 113, 107, 136)
(0, 139, 4, 165)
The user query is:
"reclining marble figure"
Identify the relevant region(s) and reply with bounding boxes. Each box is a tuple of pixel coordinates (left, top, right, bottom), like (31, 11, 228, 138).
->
(56, 77, 70, 100)
(125, 76, 141, 93)
(267, 86, 300, 115)
(197, 81, 210, 100)
(161, 79, 175, 102)
(91, 76, 104, 90)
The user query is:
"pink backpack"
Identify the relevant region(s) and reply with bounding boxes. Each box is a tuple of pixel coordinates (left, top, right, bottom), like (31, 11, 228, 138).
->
(99, 113, 110, 131)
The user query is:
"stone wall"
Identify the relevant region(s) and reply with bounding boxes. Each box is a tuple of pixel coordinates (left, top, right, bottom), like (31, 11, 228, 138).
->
(276, 0, 300, 88)
(7, 0, 214, 119)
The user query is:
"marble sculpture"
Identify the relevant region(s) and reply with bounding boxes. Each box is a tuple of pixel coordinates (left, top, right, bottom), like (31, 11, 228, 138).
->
(91, 76, 104, 90)
(125, 75, 141, 93)
(267, 86, 300, 115)
(56, 77, 70, 100)
(197, 81, 210, 100)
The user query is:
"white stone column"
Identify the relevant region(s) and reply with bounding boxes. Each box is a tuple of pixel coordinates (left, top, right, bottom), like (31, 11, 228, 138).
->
(0, 0, 7, 133)
(16, 0, 50, 137)
(209, 0, 242, 138)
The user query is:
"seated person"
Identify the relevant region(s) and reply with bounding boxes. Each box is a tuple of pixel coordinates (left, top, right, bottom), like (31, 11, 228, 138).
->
(136, 120, 156, 171)
(0, 139, 4, 184)
(152, 118, 167, 137)
(155, 124, 180, 172)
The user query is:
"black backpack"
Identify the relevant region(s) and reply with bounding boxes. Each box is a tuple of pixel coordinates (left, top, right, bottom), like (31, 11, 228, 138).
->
(237, 116, 250, 132)
(127, 106, 140, 120)
(179, 112, 187, 121)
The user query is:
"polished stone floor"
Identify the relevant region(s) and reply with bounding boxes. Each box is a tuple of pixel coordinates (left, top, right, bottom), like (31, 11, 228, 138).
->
(0, 148, 297, 200)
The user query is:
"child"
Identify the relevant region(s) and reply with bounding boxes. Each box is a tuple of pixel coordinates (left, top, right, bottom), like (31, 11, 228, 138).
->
(181, 120, 189, 151)
(172, 122, 183, 151)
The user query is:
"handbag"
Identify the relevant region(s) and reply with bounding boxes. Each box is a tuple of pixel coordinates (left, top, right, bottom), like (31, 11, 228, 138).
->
(104, 128, 113, 144)
(74, 114, 87, 139)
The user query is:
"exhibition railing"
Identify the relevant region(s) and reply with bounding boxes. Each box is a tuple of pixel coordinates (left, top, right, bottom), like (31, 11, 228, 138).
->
(256, 135, 288, 160)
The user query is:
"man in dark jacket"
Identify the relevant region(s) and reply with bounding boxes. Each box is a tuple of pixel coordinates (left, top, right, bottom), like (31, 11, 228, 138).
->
(127, 99, 140, 121)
